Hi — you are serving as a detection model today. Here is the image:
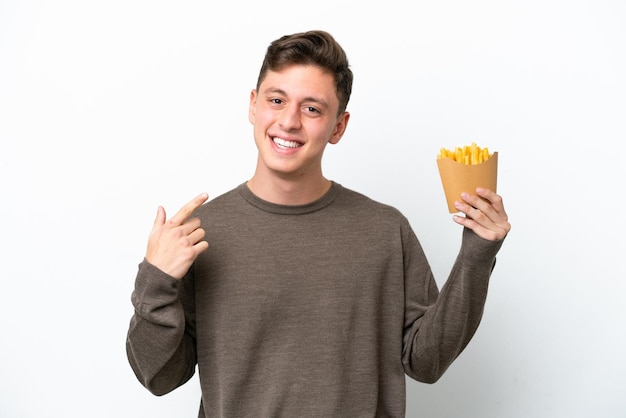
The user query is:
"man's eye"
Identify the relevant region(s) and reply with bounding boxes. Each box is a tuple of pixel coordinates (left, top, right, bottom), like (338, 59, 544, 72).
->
(271, 98, 283, 105)
(305, 106, 320, 113)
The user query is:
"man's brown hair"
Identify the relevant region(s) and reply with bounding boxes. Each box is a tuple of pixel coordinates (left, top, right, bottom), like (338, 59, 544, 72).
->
(256, 30, 353, 115)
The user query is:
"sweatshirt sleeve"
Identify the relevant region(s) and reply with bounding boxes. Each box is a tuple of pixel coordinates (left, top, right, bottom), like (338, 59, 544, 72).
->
(126, 260, 198, 395)
(402, 226, 504, 383)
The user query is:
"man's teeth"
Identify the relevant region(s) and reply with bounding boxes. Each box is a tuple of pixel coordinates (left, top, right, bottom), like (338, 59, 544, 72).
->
(272, 137, 301, 149)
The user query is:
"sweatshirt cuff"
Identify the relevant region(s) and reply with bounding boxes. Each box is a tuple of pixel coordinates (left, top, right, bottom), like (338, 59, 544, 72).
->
(132, 260, 183, 313)
(458, 227, 505, 263)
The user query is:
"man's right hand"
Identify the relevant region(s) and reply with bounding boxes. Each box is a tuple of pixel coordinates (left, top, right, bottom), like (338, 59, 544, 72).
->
(145, 193, 210, 279)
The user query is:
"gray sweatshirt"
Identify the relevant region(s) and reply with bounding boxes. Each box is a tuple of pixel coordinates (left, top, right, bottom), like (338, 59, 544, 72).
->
(126, 182, 503, 417)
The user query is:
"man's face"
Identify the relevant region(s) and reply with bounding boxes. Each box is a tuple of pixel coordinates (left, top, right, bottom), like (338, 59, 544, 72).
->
(248, 64, 349, 181)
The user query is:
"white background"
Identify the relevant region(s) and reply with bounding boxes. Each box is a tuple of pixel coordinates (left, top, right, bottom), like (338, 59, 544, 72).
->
(1, 1, 625, 417)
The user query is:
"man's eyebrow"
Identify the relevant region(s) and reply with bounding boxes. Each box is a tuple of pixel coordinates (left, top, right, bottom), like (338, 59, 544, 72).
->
(263, 87, 287, 96)
(303, 96, 329, 109)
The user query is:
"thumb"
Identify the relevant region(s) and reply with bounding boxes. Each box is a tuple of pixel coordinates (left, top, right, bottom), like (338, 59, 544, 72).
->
(153, 205, 166, 227)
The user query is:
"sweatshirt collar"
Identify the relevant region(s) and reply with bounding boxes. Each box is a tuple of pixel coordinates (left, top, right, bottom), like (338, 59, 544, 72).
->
(238, 181, 342, 215)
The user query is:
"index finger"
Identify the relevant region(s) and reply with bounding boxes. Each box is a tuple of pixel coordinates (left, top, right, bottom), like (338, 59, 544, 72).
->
(168, 193, 209, 226)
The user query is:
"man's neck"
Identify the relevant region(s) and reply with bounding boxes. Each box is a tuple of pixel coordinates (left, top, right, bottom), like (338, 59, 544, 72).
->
(247, 173, 332, 206)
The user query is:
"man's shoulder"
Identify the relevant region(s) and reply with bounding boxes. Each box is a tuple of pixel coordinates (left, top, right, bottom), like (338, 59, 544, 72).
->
(194, 183, 245, 216)
(335, 184, 406, 220)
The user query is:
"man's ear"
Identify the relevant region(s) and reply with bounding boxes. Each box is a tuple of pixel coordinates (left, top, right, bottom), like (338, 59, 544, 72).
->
(329, 111, 350, 145)
(248, 90, 257, 125)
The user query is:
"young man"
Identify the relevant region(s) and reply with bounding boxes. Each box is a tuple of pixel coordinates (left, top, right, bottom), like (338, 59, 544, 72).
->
(126, 30, 511, 417)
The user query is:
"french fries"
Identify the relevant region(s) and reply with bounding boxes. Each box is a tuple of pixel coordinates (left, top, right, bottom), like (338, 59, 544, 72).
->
(437, 142, 492, 165)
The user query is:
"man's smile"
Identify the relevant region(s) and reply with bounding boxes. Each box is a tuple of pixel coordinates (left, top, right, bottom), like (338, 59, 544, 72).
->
(272, 137, 303, 149)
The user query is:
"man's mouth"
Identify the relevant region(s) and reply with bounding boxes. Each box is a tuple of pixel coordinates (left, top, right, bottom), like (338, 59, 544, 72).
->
(272, 137, 302, 149)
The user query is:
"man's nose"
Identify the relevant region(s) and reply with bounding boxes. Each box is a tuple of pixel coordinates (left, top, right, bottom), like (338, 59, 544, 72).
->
(278, 105, 302, 131)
